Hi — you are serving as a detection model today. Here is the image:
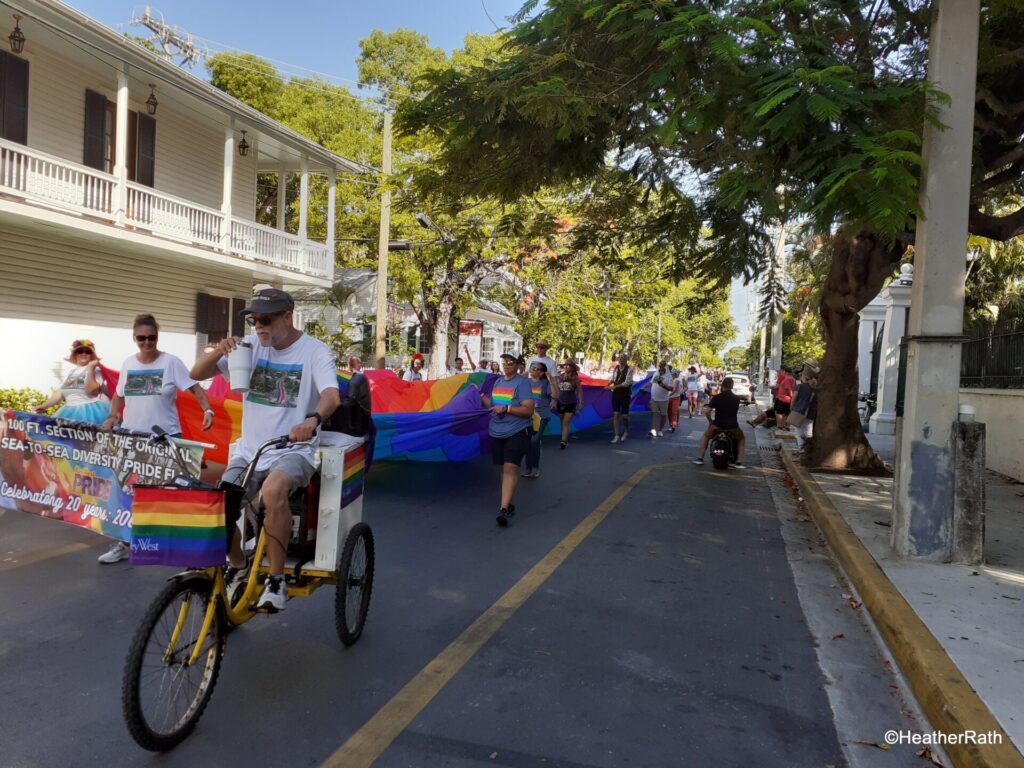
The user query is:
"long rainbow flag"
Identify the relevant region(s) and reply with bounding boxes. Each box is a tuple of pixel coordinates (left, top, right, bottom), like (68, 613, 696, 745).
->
(165, 369, 653, 465)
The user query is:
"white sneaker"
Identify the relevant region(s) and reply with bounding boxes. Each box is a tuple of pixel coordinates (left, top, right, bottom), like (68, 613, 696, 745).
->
(657, 431, 665, 437)
(531, 469, 541, 479)
(224, 561, 251, 602)
(610, 435, 620, 444)
(621, 430, 628, 440)
(258, 575, 287, 612)
(649, 428, 657, 437)
(98, 541, 129, 564)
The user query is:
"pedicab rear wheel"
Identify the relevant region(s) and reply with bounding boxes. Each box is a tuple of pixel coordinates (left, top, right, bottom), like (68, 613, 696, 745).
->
(335, 522, 375, 646)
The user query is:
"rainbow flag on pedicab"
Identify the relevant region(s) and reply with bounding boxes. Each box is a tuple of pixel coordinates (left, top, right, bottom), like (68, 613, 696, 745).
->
(129, 486, 228, 567)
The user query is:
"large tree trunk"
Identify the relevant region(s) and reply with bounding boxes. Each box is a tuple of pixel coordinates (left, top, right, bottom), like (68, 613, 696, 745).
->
(804, 231, 906, 471)
(426, 300, 455, 380)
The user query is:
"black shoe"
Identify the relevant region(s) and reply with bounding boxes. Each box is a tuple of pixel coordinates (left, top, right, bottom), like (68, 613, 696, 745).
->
(670, 426, 676, 432)
(496, 508, 511, 527)
(559, 442, 567, 450)
(507, 503, 515, 515)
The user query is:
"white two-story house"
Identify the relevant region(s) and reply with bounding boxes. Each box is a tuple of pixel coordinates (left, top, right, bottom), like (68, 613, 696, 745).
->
(0, 1, 369, 392)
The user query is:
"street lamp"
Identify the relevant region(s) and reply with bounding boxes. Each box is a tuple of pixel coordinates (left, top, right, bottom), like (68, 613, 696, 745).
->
(145, 84, 158, 115)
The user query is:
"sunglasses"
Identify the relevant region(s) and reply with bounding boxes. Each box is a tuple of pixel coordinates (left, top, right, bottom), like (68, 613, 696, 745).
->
(74, 348, 95, 355)
(246, 312, 283, 327)
(135, 334, 158, 342)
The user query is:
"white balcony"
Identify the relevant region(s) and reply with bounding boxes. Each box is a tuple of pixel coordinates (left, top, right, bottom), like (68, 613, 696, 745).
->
(0, 137, 332, 281)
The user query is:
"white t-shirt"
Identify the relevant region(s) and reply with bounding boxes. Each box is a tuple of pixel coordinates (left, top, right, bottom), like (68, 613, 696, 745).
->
(650, 370, 675, 402)
(61, 364, 106, 407)
(217, 333, 338, 470)
(116, 352, 196, 434)
(685, 373, 702, 392)
(403, 368, 424, 382)
(528, 355, 559, 378)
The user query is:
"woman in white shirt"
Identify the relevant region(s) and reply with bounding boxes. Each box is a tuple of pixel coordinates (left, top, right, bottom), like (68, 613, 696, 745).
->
(97, 314, 214, 564)
(403, 354, 425, 382)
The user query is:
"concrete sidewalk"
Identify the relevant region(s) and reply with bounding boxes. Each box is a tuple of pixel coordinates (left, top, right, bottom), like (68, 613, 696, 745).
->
(770, 425, 1024, 768)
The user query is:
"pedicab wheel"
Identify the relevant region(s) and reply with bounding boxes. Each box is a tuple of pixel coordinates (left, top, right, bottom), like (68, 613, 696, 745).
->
(122, 577, 225, 751)
(335, 522, 375, 646)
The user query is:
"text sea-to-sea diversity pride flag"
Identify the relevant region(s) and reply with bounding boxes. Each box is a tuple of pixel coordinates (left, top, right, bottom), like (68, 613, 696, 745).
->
(177, 369, 653, 465)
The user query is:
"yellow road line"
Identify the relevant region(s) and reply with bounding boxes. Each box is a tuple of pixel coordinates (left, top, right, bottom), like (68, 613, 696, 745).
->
(323, 464, 657, 768)
(0, 542, 92, 572)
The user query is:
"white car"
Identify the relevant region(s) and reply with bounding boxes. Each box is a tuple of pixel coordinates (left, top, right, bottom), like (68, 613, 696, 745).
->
(727, 373, 752, 403)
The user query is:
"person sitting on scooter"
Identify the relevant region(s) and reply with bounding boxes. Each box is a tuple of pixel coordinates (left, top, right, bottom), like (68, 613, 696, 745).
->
(692, 377, 746, 469)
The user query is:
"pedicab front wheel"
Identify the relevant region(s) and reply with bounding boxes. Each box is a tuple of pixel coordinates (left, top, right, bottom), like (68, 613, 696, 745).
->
(122, 576, 225, 751)
(335, 522, 375, 646)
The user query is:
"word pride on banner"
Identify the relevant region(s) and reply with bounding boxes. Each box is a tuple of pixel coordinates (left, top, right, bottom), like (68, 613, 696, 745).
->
(0, 410, 202, 542)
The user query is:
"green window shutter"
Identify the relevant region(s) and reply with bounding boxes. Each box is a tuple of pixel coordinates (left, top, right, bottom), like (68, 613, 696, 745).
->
(0, 52, 29, 144)
(83, 89, 107, 170)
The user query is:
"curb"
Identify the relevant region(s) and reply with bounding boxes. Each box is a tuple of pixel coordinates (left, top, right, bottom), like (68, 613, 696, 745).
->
(780, 449, 1024, 768)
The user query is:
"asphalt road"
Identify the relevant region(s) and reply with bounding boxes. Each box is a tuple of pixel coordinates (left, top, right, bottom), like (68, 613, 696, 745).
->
(0, 413, 936, 767)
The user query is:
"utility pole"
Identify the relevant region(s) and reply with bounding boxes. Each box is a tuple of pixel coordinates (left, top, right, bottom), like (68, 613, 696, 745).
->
(373, 111, 393, 369)
(893, 0, 981, 561)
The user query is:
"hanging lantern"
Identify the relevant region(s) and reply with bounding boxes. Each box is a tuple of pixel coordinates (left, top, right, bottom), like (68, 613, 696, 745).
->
(238, 130, 250, 157)
(145, 84, 158, 115)
(9, 14, 25, 54)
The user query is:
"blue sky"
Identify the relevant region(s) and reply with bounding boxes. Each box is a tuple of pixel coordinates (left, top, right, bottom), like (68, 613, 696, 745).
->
(70, 0, 529, 89)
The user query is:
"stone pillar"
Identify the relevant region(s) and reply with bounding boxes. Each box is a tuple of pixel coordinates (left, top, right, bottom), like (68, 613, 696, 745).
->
(893, 0, 980, 560)
(858, 296, 886, 396)
(952, 414, 985, 565)
(870, 265, 913, 435)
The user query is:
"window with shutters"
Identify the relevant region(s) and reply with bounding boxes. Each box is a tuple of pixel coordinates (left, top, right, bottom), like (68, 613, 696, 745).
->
(0, 51, 29, 145)
(83, 90, 155, 186)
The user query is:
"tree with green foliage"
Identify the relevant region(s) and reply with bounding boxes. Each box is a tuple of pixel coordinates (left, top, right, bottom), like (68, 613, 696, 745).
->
(398, 0, 1024, 470)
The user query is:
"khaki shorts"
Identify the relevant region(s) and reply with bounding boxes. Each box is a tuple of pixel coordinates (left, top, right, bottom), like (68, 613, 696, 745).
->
(222, 450, 317, 502)
(649, 399, 669, 416)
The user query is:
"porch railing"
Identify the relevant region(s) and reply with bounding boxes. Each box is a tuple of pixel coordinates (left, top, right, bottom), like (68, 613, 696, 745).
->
(0, 139, 116, 220)
(127, 182, 224, 250)
(0, 137, 331, 281)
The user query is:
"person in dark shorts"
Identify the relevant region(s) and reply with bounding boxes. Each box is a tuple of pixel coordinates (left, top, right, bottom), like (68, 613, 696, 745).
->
(692, 377, 746, 469)
(555, 360, 584, 449)
(481, 353, 536, 526)
(607, 353, 634, 443)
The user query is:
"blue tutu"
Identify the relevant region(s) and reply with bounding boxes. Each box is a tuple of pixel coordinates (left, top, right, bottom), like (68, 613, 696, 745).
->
(56, 400, 110, 425)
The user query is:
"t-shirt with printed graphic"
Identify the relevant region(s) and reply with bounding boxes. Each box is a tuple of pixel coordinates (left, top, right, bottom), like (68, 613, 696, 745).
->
(529, 377, 552, 419)
(116, 352, 196, 434)
(217, 333, 338, 471)
(488, 374, 533, 439)
(61, 365, 106, 407)
(685, 373, 702, 392)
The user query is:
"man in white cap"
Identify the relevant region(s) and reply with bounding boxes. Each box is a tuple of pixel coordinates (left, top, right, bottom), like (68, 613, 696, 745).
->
(528, 341, 558, 390)
(192, 286, 340, 612)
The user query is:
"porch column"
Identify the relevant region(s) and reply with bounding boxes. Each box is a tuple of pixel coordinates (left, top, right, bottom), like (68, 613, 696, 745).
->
(113, 70, 129, 227)
(277, 165, 287, 231)
(893, 0, 980, 560)
(298, 156, 309, 241)
(858, 296, 886, 396)
(221, 120, 235, 251)
(870, 265, 913, 435)
(326, 166, 336, 256)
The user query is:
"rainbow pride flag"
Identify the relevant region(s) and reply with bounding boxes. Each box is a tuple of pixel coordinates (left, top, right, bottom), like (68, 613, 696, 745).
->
(129, 486, 227, 567)
(341, 443, 366, 509)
